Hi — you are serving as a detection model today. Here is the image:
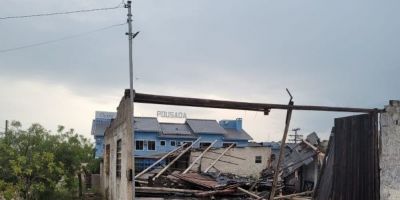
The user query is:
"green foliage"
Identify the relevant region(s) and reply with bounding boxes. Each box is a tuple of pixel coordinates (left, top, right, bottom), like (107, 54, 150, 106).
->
(0, 121, 95, 200)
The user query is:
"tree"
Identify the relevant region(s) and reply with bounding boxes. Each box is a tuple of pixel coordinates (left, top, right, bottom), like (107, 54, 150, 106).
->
(0, 122, 95, 200)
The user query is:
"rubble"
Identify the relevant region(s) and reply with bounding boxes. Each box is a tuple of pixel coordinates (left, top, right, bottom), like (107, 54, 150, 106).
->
(134, 132, 321, 199)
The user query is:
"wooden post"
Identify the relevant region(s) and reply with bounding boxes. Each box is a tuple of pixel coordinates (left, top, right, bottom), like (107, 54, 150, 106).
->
(203, 143, 235, 173)
(152, 138, 201, 180)
(135, 145, 185, 179)
(182, 140, 218, 174)
(269, 89, 294, 200)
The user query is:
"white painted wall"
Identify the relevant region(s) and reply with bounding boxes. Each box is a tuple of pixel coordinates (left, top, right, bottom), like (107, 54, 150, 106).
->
(381, 100, 400, 200)
(190, 146, 271, 178)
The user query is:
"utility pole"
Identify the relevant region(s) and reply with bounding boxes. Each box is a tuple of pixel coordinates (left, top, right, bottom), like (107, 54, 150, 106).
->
(125, 1, 139, 199)
(289, 128, 302, 144)
(5, 120, 8, 133)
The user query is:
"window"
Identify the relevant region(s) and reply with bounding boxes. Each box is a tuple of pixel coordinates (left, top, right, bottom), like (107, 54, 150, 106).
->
(223, 142, 235, 148)
(200, 142, 212, 149)
(177, 141, 182, 146)
(183, 141, 192, 146)
(116, 140, 122, 178)
(136, 140, 144, 150)
(170, 140, 176, 146)
(160, 140, 166, 146)
(148, 141, 156, 151)
(255, 156, 262, 164)
(105, 144, 110, 175)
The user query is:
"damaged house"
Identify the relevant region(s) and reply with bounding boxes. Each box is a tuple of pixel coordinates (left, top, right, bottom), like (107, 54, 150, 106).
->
(91, 111, 261, 172)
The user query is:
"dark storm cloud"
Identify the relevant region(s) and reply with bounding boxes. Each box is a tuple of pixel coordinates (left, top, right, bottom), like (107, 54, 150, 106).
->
(1, 0, 400, 139)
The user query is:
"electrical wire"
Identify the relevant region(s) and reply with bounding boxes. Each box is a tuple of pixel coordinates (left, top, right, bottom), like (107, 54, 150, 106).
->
(0, 22, 126, 53)
(0, 3, 124, 20)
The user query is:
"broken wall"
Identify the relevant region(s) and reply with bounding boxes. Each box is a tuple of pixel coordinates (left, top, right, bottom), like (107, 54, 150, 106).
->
(190, 146, 271, 178)
(381, 100, 400, 200)
(101, 95, 133, 200)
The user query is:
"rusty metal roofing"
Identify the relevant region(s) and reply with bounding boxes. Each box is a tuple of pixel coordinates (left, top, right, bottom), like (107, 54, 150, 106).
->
(173, 172, 219, 189)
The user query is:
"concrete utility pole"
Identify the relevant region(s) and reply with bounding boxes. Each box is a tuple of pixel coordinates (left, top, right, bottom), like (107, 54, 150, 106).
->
(125, 1, 139, 199)
(5, 120, 8, 133)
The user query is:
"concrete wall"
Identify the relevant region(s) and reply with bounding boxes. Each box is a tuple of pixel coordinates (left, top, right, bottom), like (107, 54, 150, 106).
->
(101, 96, 133, 200)
(91, 174, 101, 193)
(381, 100, 400, 200)
(190, 146, 271, 178)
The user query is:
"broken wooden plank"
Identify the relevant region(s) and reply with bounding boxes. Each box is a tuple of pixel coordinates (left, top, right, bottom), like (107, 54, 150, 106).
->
(237, 187, 266, 200)
(152, 138, 201, 180)
(204, 143, 235, 173)
(191, 155, 238, 165)
(136, 186, 202, 194)
(195, 188, 237, 197)
(302, 139, 319, 152)
(183, 140, 218, 174)
(273, 191, 313, 199)
(135, 145, 185, 179)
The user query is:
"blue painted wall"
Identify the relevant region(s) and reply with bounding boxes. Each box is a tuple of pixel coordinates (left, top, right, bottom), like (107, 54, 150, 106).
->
(94, 136, 104, 158)
(94, 119, 250, 158)
(156, 137, 196, 152)
(134, 132, 159, 156)
(223, 139, 248, 147)
(193, 133, 224, 148)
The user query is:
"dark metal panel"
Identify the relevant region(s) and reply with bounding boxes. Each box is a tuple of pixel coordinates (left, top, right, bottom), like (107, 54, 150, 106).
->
(332, 114, 379, 200)
(313, 133, 335, 200)
(314, 113, 379, 200)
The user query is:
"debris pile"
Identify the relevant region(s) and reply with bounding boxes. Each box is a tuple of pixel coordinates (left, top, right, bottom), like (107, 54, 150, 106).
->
(134, 133, 323, 199)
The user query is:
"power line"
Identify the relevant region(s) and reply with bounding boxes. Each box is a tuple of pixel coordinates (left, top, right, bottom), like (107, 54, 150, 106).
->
(0, 3, 124, 20)
(0, 22, 126, 53)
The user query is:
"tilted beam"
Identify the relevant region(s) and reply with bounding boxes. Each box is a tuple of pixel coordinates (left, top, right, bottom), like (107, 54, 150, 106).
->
(127, 90, 382, 113)
(135, 145, 185, 179)
(204, 143, 236, 173)
(152, 138, 201, 181)
(182, 140, 218, 174)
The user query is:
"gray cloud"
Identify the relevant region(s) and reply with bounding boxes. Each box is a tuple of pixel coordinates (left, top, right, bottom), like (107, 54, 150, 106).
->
(1, 0, 399, 139)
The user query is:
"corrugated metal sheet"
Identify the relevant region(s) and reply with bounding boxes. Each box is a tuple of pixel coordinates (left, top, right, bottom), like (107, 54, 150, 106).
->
(94, 115, 253, 141)
(306, 132, 319, 146)
(282, 143, 317, 177)
(223, 128, 253, 140)
(186, 119, 227, 134)
(134, 117, 161, 132)
(160, 123, 193, 135)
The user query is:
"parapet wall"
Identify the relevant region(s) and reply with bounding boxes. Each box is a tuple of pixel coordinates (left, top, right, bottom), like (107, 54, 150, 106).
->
(381, 100, 400, 200)
(101, 95, 133, 200)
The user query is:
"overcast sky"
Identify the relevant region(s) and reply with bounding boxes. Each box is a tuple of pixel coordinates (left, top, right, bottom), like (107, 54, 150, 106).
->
(1, 0, 399, 142)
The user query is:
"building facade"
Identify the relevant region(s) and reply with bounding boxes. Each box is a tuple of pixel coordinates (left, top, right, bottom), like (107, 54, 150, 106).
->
(91, 111, 254, 170)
